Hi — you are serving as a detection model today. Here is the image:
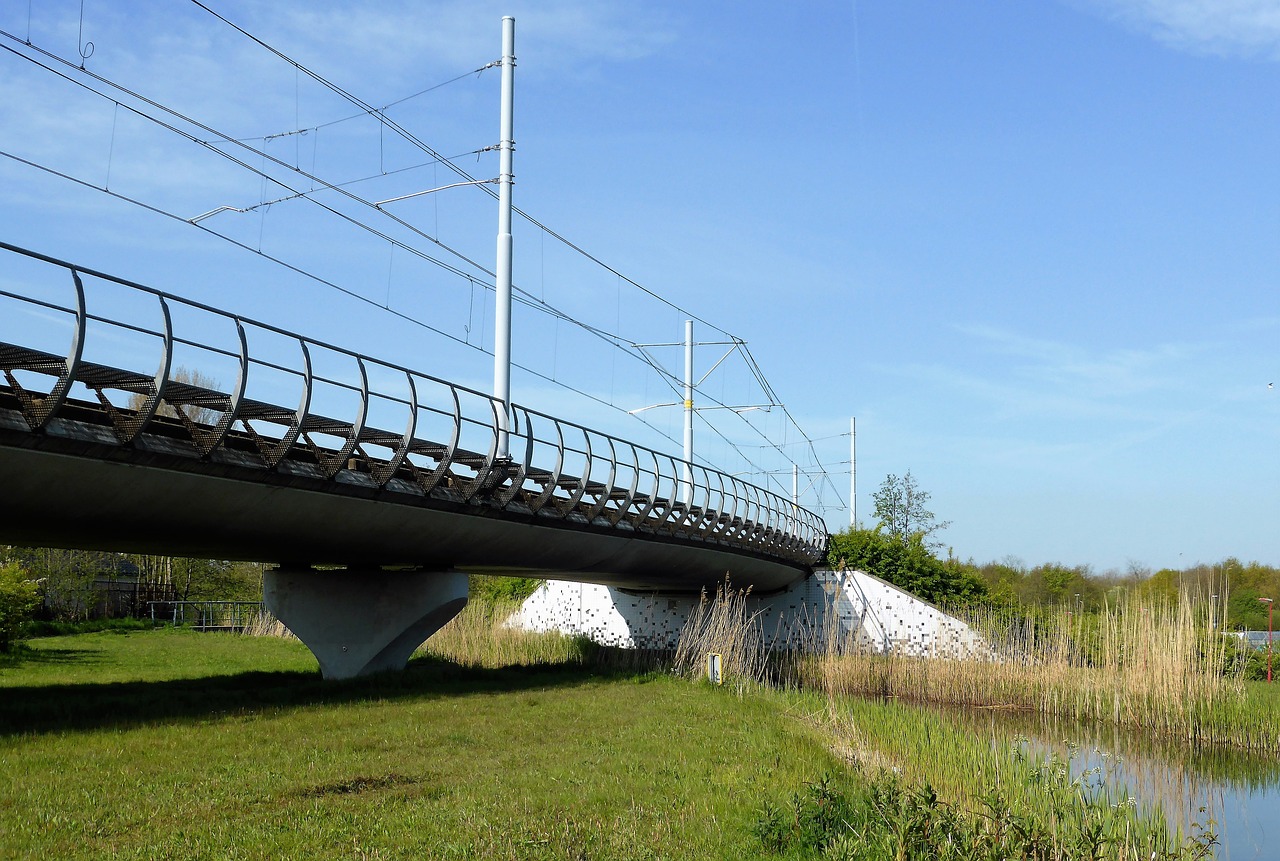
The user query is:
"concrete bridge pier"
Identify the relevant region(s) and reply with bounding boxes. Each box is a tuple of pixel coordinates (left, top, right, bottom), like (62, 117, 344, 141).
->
(264, 566, 468, 680)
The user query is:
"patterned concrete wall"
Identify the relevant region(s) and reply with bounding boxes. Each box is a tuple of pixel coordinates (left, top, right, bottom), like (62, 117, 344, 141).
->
(509, 568, 982, 656)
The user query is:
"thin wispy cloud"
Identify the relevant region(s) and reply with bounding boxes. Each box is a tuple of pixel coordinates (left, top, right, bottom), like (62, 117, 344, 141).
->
(0, 1, 681, 232)
(957, 323, 1196, 399)
(1074, 0, 1280, 58)
(251, 1, 678, 86)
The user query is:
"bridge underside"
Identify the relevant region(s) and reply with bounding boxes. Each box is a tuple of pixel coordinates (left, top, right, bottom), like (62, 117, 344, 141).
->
(0, 405, 809, 595)
(3, 408, 817, 679)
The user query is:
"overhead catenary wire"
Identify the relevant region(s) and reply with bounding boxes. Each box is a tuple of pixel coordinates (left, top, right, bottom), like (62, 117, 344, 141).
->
(0, 34, 489, 282)
(0, 32, 654, 364)
(0, 26, 723, 436)
(4, 20, 828, 481)
(182, 0, 835, 476)
(185, 0, 741, 341)
(0, 143, 689, 456)
(4, 9, 841, 510)
(213, 60, 503, 146)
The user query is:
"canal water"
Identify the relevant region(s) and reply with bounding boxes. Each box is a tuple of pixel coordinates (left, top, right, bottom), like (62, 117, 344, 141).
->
(942, 706, 1280, 860)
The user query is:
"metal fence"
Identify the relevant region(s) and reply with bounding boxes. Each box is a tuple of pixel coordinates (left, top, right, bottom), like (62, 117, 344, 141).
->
(147, 600, 263, 631)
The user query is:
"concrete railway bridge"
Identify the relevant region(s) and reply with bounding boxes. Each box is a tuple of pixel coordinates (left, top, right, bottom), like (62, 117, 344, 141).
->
(0, 242, 830, 678)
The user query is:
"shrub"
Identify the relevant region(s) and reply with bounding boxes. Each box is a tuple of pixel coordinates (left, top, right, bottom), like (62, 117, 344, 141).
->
(0, 562, 41, 652)
(468, 575, 542, 604)
(828, 527, 987, 606)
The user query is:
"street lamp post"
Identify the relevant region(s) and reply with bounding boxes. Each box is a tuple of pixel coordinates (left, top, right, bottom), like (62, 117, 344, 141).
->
(1261, 597, 1274, 683)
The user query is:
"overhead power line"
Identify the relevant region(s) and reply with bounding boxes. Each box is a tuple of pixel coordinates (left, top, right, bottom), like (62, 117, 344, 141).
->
(3, 8, 842, 511)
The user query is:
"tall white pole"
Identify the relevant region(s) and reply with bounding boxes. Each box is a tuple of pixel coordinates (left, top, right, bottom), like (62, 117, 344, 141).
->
(682, 319, 694, 506)
(792, 463, 799, 505)
(493, 16, 516, 458)
(849, 416, 857, 528)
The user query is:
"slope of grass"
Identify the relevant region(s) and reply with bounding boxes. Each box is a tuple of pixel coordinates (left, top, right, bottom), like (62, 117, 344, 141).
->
(1, 630, 843, 861)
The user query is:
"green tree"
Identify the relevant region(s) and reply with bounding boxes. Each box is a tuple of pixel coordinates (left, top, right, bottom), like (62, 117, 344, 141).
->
(871, 471, 951, 548)
(828, 527, 986, 606)
(0, 562, 41, 652)
(1226, 588, 1270, 632)
(17, 547, 107, 620)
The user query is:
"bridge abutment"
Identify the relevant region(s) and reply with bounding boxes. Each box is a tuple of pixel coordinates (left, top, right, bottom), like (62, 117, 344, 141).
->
(264, 567, 468, 680)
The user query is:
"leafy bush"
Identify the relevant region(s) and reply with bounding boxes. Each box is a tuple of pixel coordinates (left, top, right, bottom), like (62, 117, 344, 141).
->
(1220, 632, 1276, 681)
(828, 527, 987, 606)
(754, 774, 860, 855)
(0, 562, 41, 652)
(468, 575, 542, 604)
(755, 752, 1217, 860)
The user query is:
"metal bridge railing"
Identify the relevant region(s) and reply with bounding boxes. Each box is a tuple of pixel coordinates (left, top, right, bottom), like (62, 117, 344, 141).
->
(0, 241, 828, 566)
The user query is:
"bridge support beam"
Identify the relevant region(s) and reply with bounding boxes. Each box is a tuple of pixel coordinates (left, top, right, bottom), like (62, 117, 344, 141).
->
(264, 567, 468, 680)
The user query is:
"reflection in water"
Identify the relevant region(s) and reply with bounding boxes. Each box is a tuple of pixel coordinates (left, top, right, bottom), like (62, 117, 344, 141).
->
(933, 705, 1280, 860)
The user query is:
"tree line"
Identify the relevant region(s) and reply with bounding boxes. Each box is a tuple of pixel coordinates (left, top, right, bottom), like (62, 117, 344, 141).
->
(830, 471, 1280, 631)
(0, 545, 263, 623)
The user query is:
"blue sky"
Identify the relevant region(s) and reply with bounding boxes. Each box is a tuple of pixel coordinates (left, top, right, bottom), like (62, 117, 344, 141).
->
(1, 1, 1278, 573)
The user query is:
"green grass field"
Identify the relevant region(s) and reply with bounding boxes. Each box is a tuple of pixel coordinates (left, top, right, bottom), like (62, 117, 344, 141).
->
(1, 630, 844, 860)
(2, 626, 1228, 860)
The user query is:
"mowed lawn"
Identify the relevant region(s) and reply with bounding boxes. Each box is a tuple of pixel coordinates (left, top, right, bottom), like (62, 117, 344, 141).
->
(0, 630, 844, 860)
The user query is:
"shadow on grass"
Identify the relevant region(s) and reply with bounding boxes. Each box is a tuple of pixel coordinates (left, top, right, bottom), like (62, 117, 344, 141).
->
(0, 644, 104, 670)
(0, 655, 656, 737)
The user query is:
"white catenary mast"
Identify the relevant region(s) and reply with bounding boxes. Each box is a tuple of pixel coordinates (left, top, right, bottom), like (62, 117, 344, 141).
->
(493, 16, 516, 458)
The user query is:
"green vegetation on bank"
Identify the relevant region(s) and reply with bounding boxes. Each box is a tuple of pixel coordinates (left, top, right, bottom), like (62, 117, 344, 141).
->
(2, 617, 1219, 860)
(828, 528, 988, 606)
(0, 561, 40, 653)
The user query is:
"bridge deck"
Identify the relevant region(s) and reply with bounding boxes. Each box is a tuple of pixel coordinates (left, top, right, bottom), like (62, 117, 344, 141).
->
(0, 242, 828, 593)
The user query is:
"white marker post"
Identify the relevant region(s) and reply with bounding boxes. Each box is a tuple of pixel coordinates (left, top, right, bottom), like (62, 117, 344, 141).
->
(493, 16, 516, 458)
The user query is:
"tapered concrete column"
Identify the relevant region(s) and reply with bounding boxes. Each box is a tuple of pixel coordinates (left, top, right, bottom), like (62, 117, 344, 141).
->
(264, 567, 468, 680)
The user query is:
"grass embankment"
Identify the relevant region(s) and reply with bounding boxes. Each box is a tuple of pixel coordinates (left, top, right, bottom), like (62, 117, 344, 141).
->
(1, 628, 841, 861)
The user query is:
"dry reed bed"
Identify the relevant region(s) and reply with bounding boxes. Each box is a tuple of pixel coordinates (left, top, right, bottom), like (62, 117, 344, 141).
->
(240, 609, 294, 640)
(416, 597, 591, 668)
(807, 591, 1277, 752)
(242, 579, 1276, 753)
(668, 582, 1276, 752)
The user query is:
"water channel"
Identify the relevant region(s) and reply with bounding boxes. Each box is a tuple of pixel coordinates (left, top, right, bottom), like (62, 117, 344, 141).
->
(940, 706, 1280, 860)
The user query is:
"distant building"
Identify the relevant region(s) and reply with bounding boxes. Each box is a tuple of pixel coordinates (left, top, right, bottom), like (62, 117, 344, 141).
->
(1227, 631, 1274, 651)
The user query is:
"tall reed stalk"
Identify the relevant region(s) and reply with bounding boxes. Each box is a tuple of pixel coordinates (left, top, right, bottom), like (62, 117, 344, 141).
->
(672, 581, 782, 690)
(239, 608, 294, 640)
